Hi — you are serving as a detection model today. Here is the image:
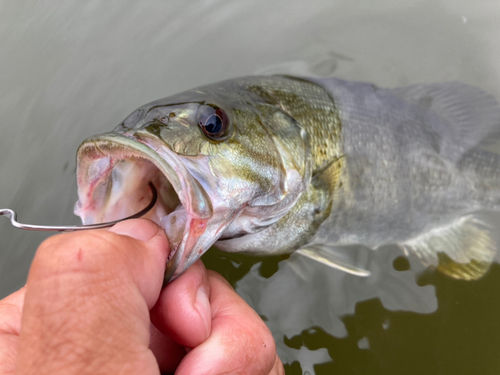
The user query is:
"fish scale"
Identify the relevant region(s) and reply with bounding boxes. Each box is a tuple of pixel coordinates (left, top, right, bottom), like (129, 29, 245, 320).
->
(245, 76, 343, 172)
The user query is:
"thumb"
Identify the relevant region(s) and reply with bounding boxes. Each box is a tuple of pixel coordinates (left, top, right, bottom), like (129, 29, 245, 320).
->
(16, 219, 169, 375)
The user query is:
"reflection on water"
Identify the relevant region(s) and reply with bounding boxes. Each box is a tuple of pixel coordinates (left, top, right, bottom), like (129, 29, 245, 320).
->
(1, 0, 500, 373)
(203, 249, 500, 374)
(286, 265, 500, 375)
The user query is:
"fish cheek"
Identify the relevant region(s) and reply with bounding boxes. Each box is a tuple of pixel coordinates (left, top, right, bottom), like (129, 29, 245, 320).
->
(148, 124, 207, 157)
(206, 139, 283, 206)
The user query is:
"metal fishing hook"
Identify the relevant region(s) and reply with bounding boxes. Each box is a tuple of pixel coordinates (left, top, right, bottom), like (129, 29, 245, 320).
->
(0, 182, 158, 232)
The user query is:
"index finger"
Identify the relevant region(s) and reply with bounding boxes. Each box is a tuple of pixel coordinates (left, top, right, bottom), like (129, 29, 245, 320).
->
(152, 263, 284, 375)
(181, 271, 282, 375)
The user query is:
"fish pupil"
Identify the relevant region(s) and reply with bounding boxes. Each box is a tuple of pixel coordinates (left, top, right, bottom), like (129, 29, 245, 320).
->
(203, 114, 222, 134)
(197, 104, 229, 140)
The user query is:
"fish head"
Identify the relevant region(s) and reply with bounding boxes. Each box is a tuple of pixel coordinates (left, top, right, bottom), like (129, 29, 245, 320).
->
(75, 77, 310, 281)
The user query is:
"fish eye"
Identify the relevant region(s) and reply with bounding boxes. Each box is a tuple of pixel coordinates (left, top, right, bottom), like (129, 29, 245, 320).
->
(196, 105, 229, 141)
(159, 116, 169, 124)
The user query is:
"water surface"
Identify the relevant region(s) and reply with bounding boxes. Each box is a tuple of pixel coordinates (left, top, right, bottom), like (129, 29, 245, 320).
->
(1, 1, 499, 373)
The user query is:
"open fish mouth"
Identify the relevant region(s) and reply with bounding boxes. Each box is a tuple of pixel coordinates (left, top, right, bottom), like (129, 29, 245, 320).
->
(74, 132, 213, 281)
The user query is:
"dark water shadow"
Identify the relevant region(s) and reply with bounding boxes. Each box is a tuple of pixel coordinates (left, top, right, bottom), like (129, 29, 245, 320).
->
(203, 248, 500, 374)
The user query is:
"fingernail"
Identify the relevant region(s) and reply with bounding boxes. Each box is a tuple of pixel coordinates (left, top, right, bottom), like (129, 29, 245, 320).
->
(195, 286, 211, 339)
(109, 219, 159, 242)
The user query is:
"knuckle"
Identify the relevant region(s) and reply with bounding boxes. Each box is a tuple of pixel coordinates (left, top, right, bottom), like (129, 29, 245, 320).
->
(258, 322, 277, 366)
(207, 270, 233, 289)
(271, 355, 285, 375)
(0, 302, 21, 335)
(234, 315, 277, 374)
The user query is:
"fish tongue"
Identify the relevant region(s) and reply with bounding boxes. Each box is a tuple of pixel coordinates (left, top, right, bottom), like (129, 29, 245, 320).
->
(161, 207, 188, 251)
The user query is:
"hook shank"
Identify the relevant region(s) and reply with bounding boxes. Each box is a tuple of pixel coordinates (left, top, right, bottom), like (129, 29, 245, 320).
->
(0, 182, 158, 232)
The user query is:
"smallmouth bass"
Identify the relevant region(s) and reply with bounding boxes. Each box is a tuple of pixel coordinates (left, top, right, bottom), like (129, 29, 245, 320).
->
(74, 76, 500, 282)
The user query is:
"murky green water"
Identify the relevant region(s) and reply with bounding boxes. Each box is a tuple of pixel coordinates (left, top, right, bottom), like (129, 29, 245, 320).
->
(203, 249, 500, 374)
(1, 1, 499, 373)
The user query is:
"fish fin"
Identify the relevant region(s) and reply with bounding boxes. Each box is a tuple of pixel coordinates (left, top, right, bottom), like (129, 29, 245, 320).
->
(296, 244, 371, 277)
(311, 155, 344, 191)
(400, 214, 497, 280)
(390, 82, 500, 161)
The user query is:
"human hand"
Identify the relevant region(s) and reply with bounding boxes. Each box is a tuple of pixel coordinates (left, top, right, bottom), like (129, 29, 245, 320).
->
(0, 219, 284, 374)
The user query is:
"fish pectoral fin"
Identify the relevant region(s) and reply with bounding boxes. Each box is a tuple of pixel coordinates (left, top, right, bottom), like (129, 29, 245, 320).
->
(296, 244, 371, 277)
(400, 213, 497, 280)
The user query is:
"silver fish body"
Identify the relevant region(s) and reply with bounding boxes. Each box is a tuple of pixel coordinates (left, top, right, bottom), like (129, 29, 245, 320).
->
(75, 76, 500, 281)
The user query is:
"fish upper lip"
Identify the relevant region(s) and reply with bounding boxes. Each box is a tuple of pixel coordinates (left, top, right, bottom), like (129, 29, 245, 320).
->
(76, 132, 213, 280)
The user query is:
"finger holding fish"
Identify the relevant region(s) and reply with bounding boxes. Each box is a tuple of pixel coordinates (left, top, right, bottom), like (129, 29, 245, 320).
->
(0, 219, 284, 374)
(151, 260, 282, 375)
